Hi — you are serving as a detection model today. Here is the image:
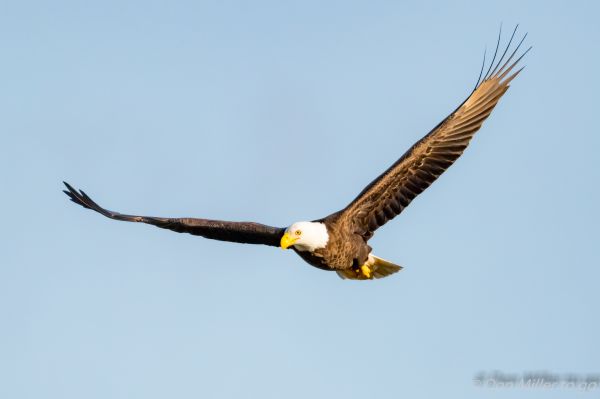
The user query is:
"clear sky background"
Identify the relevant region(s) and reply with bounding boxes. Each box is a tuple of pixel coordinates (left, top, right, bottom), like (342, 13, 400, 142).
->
(1, 1, 598, 398)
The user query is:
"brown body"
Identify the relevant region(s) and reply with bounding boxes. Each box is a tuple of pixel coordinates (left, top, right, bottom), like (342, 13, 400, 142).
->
(294, 214, 372, 271)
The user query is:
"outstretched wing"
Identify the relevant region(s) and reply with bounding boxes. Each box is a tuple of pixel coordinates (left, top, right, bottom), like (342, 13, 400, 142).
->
(338, 26, 530, 240)
(63, 182, 285, 247)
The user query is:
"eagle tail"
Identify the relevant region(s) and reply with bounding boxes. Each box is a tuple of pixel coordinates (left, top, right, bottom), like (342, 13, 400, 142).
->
(370, 255, 403, 279)
(336, 254, 403, 280)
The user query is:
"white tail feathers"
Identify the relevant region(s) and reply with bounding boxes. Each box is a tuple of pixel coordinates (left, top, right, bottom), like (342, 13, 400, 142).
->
(370, 255, 403, 278)
(336, 254, 403, 280)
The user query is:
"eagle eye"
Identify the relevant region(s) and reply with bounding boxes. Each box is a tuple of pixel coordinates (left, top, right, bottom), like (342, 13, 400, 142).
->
(295, 230, 302, 236)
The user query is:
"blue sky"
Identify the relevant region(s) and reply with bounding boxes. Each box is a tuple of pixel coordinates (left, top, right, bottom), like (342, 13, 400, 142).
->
(1, 1, 599, 398)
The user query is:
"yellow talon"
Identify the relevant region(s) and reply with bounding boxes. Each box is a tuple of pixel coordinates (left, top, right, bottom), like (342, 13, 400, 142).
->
(360, 265, 372, 279)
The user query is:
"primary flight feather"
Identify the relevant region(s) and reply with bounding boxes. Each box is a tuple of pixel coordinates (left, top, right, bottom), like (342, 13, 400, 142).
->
(64, 27, 530, 280)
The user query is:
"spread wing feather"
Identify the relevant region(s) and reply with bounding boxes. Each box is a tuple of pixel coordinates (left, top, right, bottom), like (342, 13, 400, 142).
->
(339, 26, 530, 240)
(63, 182, 285, 247)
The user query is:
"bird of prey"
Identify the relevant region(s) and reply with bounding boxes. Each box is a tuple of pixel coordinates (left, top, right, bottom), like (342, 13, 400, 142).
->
(64, 27, 529, 280)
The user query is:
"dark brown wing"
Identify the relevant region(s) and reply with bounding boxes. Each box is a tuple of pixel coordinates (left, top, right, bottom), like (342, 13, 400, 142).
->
(63, 182, 285, 247)
(338, 27, 530, 240)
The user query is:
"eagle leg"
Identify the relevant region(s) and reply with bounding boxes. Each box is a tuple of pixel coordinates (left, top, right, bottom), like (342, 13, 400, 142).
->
(360, 265, 372, 279)
(348, 265, 373, 279)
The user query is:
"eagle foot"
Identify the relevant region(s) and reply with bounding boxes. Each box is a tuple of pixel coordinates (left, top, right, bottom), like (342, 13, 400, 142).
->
(360, 265, 372, 279)
(351, 265, 372, 279)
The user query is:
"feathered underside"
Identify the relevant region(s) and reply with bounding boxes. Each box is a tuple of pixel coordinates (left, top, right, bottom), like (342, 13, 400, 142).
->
(336, 25, 531, 240)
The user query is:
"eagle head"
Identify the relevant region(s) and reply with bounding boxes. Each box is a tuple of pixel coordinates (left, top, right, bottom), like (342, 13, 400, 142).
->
(280, 221, 329, 252)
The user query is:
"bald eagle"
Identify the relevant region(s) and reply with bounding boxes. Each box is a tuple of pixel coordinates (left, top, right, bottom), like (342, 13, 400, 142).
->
(64, 27, 529, 280)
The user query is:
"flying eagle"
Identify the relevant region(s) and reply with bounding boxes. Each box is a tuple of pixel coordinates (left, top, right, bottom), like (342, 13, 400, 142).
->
(64, 27, 529, 280)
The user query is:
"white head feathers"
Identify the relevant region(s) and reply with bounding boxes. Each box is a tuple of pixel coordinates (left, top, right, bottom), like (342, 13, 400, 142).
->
(285, 221, 329, 252)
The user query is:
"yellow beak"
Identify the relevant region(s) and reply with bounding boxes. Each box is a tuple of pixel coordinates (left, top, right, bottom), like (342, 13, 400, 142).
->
(280, 232, 298, 249)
